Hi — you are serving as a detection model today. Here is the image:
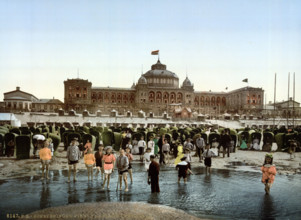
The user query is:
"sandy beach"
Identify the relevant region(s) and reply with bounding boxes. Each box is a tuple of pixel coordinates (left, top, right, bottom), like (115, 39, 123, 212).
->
(0, 144, 300, 180)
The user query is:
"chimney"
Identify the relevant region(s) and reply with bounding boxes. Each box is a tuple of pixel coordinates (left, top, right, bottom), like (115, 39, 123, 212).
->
(16, 86, 20, 91)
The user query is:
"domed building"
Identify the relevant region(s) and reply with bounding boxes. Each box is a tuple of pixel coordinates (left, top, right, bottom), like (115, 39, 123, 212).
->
(64, 59, 264, 117)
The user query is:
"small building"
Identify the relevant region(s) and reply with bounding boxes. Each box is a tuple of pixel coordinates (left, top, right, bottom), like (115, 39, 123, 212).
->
(173, 107, 192, 118)
(3, 87, 38, 112)
(32, 98, 63, 112)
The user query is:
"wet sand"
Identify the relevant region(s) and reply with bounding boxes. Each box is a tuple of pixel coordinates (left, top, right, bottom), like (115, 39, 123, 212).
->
(0, 144, 300, 180)
(19, 202, 202, 220)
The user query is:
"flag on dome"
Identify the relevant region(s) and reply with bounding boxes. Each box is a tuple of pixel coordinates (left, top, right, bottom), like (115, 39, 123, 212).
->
(242, 78, 248, 83)
(151, 50, 159, 55)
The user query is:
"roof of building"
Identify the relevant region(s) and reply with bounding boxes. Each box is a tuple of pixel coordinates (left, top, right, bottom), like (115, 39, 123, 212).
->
(182, 76, 193, 87)
(92, 87, 135, 91)
(4, 87, 38, 100)
(33, 99, 63, 104)
(143, 60, 179, 79)
(138, 75, 147, 84)
(228, 86, 264, 94)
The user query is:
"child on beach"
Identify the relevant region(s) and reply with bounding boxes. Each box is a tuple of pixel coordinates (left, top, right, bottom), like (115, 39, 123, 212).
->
(125, 147, 134, 183)
(102, 147, 116, 189)
(125, 140, 133, 150)
(84, 140, 92, 154)
(95, 144, 104, 179)
(39, 140, 52, 180)
(261, 154, 277, 194)
(138, 136, 146, 161)
(203, 144, 216, 174)
(66, 138, 81, 182)
(46, 138, 54, 157)
(116, 149, 129, 192)
(148, 136, 155, 155)
(84, 149, 96, 181)
(144, 148, 152, 171)
(162, 139, 170, 165)
(176, 157, 193, 184)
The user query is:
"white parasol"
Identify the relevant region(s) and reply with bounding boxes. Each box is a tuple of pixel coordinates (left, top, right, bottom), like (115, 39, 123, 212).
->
(33, 134, 46, 141)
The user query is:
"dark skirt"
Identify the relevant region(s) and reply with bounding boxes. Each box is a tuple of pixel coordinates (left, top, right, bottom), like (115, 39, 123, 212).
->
(68, 160, 78, 165)
(139, 147, 144, 155)
(204, 157, 212, 167)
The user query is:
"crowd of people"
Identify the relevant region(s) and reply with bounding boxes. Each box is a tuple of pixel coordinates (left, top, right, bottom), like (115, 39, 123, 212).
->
(36, 130, 278, 195)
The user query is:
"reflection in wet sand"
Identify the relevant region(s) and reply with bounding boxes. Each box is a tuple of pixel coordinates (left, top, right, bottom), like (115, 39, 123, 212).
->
(0, 164, 300, 219)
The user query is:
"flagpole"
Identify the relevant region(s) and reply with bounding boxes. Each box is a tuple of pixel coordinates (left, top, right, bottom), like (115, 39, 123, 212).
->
(273, 73, 276, 128)
(287, 72, 290, 128)
(293, 72, 295, 128)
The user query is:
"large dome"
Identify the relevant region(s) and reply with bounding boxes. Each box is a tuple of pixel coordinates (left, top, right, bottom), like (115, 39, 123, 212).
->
(140, 60, 179, 88)
(143, 60, 179, 79)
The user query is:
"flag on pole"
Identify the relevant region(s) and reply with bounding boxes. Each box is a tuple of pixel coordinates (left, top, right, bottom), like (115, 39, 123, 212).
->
(151, 50, 159, 55)
(225, 87, 228, 90)
(242, 78, 248, 83)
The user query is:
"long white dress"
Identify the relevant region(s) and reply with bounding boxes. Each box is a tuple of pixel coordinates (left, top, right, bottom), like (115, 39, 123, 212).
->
(148, 140, 155, 155)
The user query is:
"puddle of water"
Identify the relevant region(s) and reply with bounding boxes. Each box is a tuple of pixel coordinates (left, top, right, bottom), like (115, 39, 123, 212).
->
(0, 164, 300, 219)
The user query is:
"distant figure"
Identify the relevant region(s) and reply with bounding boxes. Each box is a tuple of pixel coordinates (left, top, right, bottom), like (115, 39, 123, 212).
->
(84, 149, 96, 181)
(221, 130, 232, 157)
(102, 147, 116, 190)
(138, 136, 146, 161)
(203, 144, 216, 174)
(125, 147, 134, 183)
(183, 138, 193, 151)
(47, 138, 54, 157)
(148, 136, 155, 155)
(116, 149, 129, 192)
(84, 140, 92, 154)
(144, 148, 152, 171)
(153, 135, 159, 157)
(125, 140, 132, 150)
(176, 156, 193, 184)
(240, 134, 248, 150)
(6, 139, 15, 157)
(196, 136, 205, 162)
(261, 154, 277, 194)
(33, 140, 38, 158)
(288, 140, 297, 160)
(148, 155, 160, 193)
(162, 139, 170, 165)
(66, 138, 81, 182)
(95, 144, 104, 179)
(158, 135, 164, 164)
(174, 142, 184, 165)
(39, 140, 52, 180)
(251, 138, 260, 151)
(132, 137, 139, 155)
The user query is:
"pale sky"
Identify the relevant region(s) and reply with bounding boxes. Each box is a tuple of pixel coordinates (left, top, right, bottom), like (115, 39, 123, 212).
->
(0, 0, 300, 104)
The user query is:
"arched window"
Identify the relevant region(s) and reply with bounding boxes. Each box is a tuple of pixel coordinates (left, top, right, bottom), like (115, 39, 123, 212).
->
(222, 97, 226, 106)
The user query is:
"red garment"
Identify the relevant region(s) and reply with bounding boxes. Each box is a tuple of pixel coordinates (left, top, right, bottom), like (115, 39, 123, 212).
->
(102, 154, 116, 170)
(261, 164, 276, 184)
